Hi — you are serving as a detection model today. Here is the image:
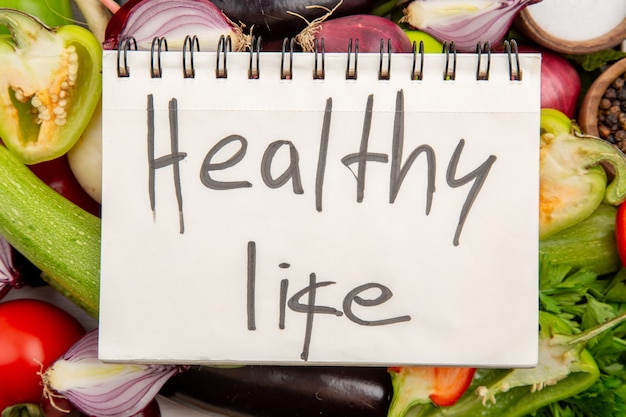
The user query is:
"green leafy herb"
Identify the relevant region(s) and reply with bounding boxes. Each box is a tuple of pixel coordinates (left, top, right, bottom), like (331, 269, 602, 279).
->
(534, 255, 626, 417)
(565, 50, 626, 72)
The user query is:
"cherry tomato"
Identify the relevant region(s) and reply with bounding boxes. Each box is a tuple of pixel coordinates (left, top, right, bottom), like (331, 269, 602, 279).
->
(0, 299, 85, 413)
(28, 155, 101, 217)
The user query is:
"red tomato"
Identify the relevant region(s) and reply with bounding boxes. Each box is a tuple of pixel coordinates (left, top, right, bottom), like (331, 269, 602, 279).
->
(0, 299, 85, 412)
(28, 155, 101, 217)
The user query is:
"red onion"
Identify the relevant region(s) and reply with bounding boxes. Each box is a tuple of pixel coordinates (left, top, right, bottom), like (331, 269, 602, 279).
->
(402, 0, 542, 52)
(0, 235, 20, 299)
(296, 14, 413, 53)
(517, 44, 581, 118)
(102, 0, 249, 51)
(43, 329, 186, 417)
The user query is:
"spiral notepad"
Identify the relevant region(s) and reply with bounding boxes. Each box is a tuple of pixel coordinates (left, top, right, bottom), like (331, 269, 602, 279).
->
(99, 37, 541, 367)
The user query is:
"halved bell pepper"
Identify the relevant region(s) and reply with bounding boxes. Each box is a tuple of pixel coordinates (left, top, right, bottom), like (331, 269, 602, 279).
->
(391, 310, 626, 417)
(0, 8, 102, 164)
(540, 108, 626, 239)
(387, 366, 476, 417)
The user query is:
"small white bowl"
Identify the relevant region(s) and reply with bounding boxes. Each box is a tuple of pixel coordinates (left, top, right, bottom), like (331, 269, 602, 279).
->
(515, 1, 626, 55)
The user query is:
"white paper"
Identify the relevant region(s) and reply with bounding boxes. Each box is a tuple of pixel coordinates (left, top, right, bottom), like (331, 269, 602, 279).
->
(99, 48, 541, 367)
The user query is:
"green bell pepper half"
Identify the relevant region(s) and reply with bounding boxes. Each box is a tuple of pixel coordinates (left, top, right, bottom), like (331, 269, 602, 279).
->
(0, 8, 102, 164)
(539, 108, 626, 240)
(390, 310, 626, 417)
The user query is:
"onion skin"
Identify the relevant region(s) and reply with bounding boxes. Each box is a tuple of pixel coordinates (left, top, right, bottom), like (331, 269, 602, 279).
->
(297, 14, 413, 53)
(103, 0, 247, 51)
(517, 44, 581, 118)
(211, 0, 386, 40)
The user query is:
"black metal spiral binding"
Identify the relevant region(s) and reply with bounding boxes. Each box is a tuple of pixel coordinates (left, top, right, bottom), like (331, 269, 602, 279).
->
(216, 35, 232, 79)
(505, 39, 522, 81)
(116, 36, 137, 78)
(443, 41, 457, 81)
(183, 35, 200, 78)
(248, 36, 262, 80)
(313, 38, 325, 80)
(116, 36, 522, 83)
(281, 37, 295, 80)
(346, 38, 358, 80)
(476, 41, 491, 81)
(150, 37, 168, 78)
(411, 40, 425, 81)
(379, 39, 392, 80)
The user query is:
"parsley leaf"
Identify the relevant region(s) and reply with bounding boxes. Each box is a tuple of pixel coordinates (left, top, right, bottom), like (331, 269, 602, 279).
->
(533, 255, 626, 417)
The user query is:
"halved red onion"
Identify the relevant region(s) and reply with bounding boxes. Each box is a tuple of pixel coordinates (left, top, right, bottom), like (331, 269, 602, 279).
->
(43, 329, 187, 417)
(402, 0, 542, 52)
(102, 0, 249, 51)
(0, 235, 20, 299)
(296, 14, 413, 53)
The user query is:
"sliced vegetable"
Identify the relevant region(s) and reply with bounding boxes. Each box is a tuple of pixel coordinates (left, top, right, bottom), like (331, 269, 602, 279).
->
(471, 311, 625, 416)
(0, 9, 102, 164)
(401, 0, 541, 52)
(102, 0, 249, 51)
(0, 299, 85, 413)
(539, 108, 626, 239)
(400, 310, 625, 417)
(0, 143, 100, 317)
(296, 13, 412, 52)
(387, 366, 476, 416)
(43, 330, 183, 417)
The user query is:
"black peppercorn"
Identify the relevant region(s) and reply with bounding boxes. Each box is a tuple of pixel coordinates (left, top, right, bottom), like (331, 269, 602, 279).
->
(597, 72, 626, 151)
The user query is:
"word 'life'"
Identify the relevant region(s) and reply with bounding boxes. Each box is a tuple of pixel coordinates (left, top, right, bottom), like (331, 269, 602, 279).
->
(245, 241, 411, 361)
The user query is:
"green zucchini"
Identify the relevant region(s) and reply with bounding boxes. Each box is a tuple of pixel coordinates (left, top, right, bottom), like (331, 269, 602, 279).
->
(0, 144, 100, 317)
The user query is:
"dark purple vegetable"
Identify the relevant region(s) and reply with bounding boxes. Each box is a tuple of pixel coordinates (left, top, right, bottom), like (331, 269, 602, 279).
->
(210, 0, 387, 40)
(161, 365, 392, 417)
(296, 14, 413, 53)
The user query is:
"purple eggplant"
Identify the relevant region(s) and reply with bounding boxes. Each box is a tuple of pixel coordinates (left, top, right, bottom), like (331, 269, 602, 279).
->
(161, 365, 392, 417)
(210, 0, 387, 40)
